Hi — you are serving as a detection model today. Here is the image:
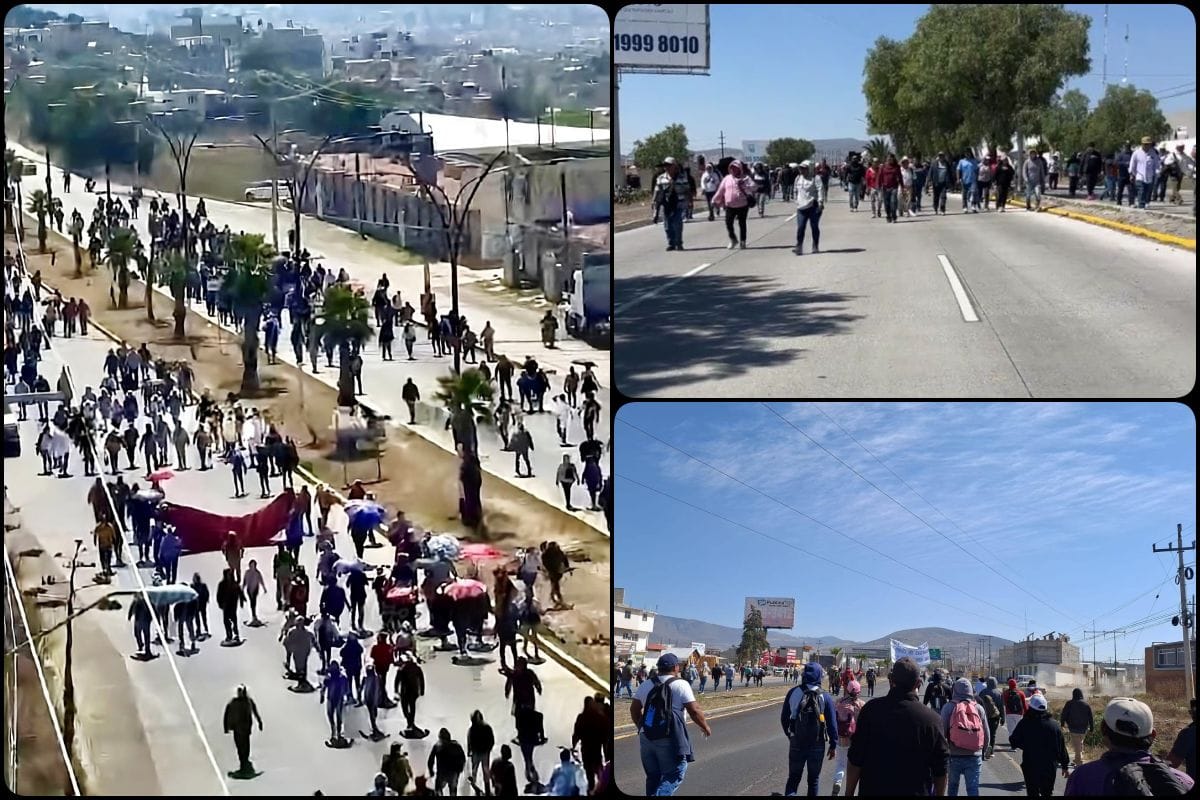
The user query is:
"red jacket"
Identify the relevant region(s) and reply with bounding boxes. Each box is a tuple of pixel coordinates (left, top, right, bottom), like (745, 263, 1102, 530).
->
(879, 163, 902, 189)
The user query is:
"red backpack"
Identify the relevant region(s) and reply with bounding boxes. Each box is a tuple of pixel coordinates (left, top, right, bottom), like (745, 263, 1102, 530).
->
(949, 700, 986, 751)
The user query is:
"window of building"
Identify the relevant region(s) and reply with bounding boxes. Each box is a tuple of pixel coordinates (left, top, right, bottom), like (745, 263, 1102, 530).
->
(642, 613, 649, 621)
(1156, 646, 1183, 668)
(623, 610, 631, 619)
(188, 94, 197, 104)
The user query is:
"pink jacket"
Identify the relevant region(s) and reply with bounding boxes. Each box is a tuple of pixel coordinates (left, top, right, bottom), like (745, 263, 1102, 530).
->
(712, 173, 755, 209)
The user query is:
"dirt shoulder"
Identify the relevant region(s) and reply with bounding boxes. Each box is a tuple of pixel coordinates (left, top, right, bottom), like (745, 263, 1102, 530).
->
(615, 200, 655, 232)
(20, 218, 610, 682)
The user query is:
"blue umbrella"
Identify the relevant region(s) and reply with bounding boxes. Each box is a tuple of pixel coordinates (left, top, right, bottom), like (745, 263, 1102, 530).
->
(345, 499, 386, 529)
(141, 584, 198, 607)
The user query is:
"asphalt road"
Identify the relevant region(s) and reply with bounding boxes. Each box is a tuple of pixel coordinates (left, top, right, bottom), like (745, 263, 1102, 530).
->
(614, 190, 1195, 398)
(9, 139, 610, 532)
(613, 677, 1070, 796)
(4, 322, 593, 795)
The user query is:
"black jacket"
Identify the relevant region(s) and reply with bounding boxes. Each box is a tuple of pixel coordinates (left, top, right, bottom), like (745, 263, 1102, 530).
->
(847, 687, 949, 796)
(1009, 710, 1070, 773)
(1059, 698, 1094, 735)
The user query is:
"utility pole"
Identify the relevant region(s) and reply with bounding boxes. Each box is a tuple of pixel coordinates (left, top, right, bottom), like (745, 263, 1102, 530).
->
(718, 131, 726, 160)
(1122, 25, 1130, 85)
(354, 151, 363, 238)
(1153, 524, 1196, 704)
(1101, 4, 1109, 96)
(61, 539, 83, 761)
(270, 104, 279, 250)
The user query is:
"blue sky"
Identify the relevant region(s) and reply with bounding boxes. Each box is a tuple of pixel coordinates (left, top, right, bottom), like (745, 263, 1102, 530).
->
(615, 403, 1196, 662)
(617, 4, 1197, 151)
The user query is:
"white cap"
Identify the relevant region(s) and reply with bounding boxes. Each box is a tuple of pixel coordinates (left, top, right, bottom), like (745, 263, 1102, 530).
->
(799, 160, 812, 169)
(1104, 697, 1154, 738)
(662, 156, 677, 165)
(1028, 694, 1048, 711)
(788, 162, 799, 169)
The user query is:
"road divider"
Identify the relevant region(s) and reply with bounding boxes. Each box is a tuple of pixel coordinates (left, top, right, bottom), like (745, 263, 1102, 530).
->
(1042, 205, 1196, 251)
(937, 255, 980, 323)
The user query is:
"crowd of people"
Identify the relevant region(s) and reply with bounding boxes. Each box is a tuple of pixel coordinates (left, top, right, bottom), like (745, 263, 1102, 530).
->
(4, 204, 612, 795)
(627, 653, 1195, 797)
(650, 136, 1197, 253)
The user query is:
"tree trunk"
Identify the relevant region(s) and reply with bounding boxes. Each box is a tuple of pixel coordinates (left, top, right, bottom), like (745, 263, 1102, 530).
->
(172, 281, 187, 339)
(336, 340, 355, 408)
(450, 409, 478, 455)
(72, 233, 82, 278)
(144, 269, 156, 322)
(117, 264, 130, 309)
(240, 306, 262, 395)
(37, 215, 46, 252)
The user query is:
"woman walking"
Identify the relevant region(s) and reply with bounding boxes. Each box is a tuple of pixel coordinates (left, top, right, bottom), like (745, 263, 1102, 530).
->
(712, 160, 755, 249)
(792, 161, 824, 256)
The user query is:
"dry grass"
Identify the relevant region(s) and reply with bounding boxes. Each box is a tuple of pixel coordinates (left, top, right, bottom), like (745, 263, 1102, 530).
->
(1076, 689, 1191, 764)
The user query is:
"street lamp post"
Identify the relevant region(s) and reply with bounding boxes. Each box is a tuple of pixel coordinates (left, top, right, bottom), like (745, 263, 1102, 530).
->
(61, 538, 83, 760)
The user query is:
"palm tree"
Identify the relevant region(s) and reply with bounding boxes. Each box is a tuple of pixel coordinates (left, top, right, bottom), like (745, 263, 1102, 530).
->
(26, 189, 49, 252)
(830, 646, 843, 667)
(105, 227, 139, 309)
(313, 285, 374, 408)
(435, 368, 494, 456)
(223, 232, 275, 395)
(158, 251, 193, 338)
(68, 215, 84, 278)
(864, 137, 890, 163)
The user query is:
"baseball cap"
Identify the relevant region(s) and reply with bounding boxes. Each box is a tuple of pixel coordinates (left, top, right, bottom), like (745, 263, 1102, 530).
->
(1141, 136, 1154, 145)
(1028, 694, 1048, 711)
(788, 162, 799, 169)
(1104, 697, 1154, 738)
(799, 160, 812, 169)
(662, 156, 677, 165)
(656, 652, 680, 672)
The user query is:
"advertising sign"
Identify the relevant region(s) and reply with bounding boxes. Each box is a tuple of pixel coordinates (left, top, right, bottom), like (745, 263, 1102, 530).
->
(690, 642, 706, 655)
(890, 639, 932, 666)
(744, 596, 796, 629)
(741, 140, 770, 163)
(614, 4, 710, 72)
(615, 639, 636, 656)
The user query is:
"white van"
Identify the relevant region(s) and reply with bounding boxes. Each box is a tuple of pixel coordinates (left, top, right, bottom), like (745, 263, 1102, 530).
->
(242, 180, 289, 202)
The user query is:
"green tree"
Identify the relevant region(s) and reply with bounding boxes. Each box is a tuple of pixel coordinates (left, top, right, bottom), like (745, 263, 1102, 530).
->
(865, 5, 1091, 157)
(158, 251, 193, 339)
(764, 137, 815, 167)
(864, 137, 891, 164)
(1085, 84, 1171, 156)
(314, 285, 375, 408)
(631, 124, 689, 172)
(434, 368, 494, 457)
(830, 646, 843, 666)
(735, 607, 771, 668)
(26, 189, 49, 252)
(104, 227, 138, 309)
(223, 233, 275, 395)
(1034, 88, 1091, 157)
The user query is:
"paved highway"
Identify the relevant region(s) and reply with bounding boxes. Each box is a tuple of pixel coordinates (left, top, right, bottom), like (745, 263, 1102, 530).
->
(614, 191, 1195, 398)
(613, 677, 1069, 796)
(4, 323, 593, 795)
(9, 140, 610, 532)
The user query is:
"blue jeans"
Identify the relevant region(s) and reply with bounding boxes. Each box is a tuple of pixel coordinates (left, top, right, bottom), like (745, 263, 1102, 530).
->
(784, 741, 826, 796)
(725, 676, 732, 689)
(698, 677, 707, 693)
(640, 736, 688, 796)
(664, 206, 684, 247)
(847, 182, 860, 209)
(962, 183, 976, 209)
(882, 187, 898, 220)
(796, 206, 821, 249)
(1136, 180, 1153, 208)
(618, 680, 633, 698)
(1104, 175, 1117, 200)
(947, 754, 982, 796)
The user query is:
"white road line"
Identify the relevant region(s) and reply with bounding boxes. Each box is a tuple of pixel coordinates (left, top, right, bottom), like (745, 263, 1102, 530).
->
(937, 254, 980, 323)
(615, 262, 713, 313)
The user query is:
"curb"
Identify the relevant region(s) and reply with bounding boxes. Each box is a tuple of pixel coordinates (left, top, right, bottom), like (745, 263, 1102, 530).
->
(1041, 205, 1196, 250)
(48, 301, 609, 695)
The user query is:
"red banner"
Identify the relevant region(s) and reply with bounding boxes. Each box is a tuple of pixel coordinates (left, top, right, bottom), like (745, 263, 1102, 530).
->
(160, 491, 295, 555)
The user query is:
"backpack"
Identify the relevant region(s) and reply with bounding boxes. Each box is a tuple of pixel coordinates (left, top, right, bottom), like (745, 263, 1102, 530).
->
(1086, 151, 1103, 174)
(979, 691, 1001, 722)
(948, 700, 986, 751)
(835, 700, 858, 738)
(787, 688, 827, 747)
(1004, 689, 1024, 715)
(1104, 755, 1191, 796)
(641, 677, 678, 741)
(978, 162, 993, 182)
(928, 682, 948, 711)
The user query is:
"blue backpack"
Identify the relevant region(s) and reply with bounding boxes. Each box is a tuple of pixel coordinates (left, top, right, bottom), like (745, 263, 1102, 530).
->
(642, 677, 678, 741)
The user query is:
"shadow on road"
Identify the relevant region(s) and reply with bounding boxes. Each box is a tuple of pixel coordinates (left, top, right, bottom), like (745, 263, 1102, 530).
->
(615, 273, 863, 396)
(979, 781, 1027, 792)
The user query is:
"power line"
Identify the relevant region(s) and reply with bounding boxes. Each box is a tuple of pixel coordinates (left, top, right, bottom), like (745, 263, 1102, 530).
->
(616, 474, 1025, 633)
(765, 404, 1087, 627)
(617, 419, 1021, 621)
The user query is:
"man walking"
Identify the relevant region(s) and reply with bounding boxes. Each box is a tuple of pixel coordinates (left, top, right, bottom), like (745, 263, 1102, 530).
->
(1059, 688, 1094, 769)
(630, 653, 711, 796)
(223, 685, 264, 778)
(940, 678, 990, 796)
(1009, 693, 1069, 797)
(845, 657, 949, 797)
(780, 662, 838, 796)
(656, 157, 691, 251)
(1065, 696, 1193, 795)
(1130, 136, 1162, 209)
(1002, 677, 1028, 748)
(978, 677, 1004, 760)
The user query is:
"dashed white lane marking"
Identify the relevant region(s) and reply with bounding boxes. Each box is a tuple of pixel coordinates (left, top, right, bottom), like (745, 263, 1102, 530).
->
(616, 263, 713, 313)
(937, 254, 981, 323)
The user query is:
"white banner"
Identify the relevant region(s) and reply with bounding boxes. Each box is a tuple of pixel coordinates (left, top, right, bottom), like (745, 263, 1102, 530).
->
(744, 596, 795, 629)
(614, 4, 710, 72)
(890, 639, 931, 666)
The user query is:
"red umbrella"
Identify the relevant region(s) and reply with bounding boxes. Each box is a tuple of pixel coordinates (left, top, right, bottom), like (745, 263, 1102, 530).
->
(445, 579, 487, 600)
(459, 543, 506, 561)
(147, 468, 176, 483)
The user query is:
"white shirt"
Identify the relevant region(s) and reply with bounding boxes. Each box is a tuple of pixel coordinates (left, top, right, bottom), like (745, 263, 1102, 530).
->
(634, 673, 696, 731)
(1129, 147, 1160, 183)
(701, 171, 720, 193)
(793, 174, 823, 210)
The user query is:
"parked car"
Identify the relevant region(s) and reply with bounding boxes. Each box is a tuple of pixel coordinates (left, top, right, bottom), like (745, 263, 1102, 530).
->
(242, 180, 290, 202)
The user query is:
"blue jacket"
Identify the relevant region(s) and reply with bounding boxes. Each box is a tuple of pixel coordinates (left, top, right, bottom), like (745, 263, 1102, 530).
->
(159, 533, 183, 561)
(781, 685, 839, 746)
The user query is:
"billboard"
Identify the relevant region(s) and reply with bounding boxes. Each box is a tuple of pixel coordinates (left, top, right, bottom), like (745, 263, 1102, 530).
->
(741, 140, 771, 163)
(744, 596, 795, 629)
(614, 4, 710, 73)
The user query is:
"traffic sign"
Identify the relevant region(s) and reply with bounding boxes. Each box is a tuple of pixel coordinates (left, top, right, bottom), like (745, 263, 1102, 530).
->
(929, 648, 942, 660)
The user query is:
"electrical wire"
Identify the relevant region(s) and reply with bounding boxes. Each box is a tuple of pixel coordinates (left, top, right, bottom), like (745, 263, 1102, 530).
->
(617, 474, 1027, 634)
(617, 418, 1024, 622)
(766, 404, 1088, 628)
